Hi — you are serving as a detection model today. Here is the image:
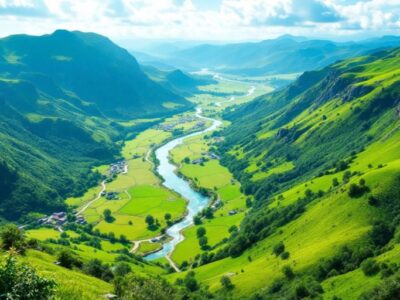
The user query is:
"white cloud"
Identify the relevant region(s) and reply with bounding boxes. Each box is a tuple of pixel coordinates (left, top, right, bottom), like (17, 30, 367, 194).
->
(0, 0, 398, 41)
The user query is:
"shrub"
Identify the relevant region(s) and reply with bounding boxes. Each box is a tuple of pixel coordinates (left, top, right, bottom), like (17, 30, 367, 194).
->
(370, 222, 393, 247)
(0, 255, 56, 299)
(103, 209, 114, 223)
(58, 250, 82, 269)
(113, 262, 132, 277)
(282, 266, 295, 280)
(273, 242, 285, 256)
(114, 273, 181, 300)
(220, 275, 234, 290)
(196, 227, 206, 238)
(348, 183, 368, 198)
(281, 251, 290, 260)
(0, 224, 26, 253)
(361, 258, 380, 276)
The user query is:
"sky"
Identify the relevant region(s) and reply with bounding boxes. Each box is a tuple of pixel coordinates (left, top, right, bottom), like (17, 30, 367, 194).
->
(0, 0, 399, 44)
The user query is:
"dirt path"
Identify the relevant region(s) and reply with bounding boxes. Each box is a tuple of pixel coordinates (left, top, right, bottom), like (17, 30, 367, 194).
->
(145, 148, 154, 168)
(166, 255, 180, 272)
(76, 180, 106, 216)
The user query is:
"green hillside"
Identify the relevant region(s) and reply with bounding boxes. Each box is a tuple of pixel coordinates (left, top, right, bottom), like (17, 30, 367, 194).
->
(168, 48, 400, 298)
(0, 30, 192, 119)
(0, 30, 192, 221)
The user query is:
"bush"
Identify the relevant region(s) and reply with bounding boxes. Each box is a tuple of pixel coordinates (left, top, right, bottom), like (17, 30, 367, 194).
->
(273, 242, 285, 256)
(281, 251, 290, 260)
(58, 250, 82, 269)
(0, 255, 56, 299)
(348, 183, 368, 198)
(113, 262, 132, 277)
(282, 266, 295, 280)
(115, 273, 182, 300)
(359, 275, 400, 300)
(0, 224, 26, 253)
(84, 259, 113, 282)
(196, 227, 206, 238)
(220, 275, 234, 290)
(361, 258, 380, 276)
(370, 222, 393, 247)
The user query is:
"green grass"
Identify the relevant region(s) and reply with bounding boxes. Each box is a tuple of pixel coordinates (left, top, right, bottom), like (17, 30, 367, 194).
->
(137, 241, 162, 255)
(21, 250, 112, 299)
(169, 133, 248, 265)
(26, 228, 62, 241)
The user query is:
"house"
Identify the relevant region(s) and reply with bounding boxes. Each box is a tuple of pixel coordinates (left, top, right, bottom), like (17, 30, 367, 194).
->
(228, 210, 237, 216)
(105, 192, 118, 200)
(76, 215, 87, 225)
(211, 199, 222, 210)
(191, 158, 205, 165)
(51, 212, 67, 225)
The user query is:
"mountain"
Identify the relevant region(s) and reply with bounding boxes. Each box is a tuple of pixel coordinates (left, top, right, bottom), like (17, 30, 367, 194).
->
(142, 66, 217, 96)
(165, 35, 400, 76)
(0, 30, 192, 220)
(0, 30, 192, 119)
(187, 47, 400, 298)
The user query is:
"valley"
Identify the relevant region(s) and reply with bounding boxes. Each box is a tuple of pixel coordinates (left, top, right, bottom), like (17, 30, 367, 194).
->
(1, 26, 400, 300)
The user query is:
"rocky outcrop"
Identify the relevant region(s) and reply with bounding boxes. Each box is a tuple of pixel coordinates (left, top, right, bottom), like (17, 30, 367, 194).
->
(342, 84, 374, 102)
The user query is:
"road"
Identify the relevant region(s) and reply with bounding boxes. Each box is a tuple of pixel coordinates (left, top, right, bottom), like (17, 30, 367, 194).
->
(75, 180, 106, 216)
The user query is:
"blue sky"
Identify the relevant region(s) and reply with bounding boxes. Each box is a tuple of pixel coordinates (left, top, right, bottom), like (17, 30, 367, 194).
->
(0, 0, 399, 42)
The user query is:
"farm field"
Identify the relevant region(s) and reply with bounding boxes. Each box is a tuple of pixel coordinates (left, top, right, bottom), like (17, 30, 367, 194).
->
(169, 131, 248, 265)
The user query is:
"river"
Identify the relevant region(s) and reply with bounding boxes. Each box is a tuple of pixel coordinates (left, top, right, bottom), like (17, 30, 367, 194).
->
(145, 108, 222, 260)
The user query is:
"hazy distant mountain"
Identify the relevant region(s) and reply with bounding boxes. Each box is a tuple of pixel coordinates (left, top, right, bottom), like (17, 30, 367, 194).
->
(165, 35, 400, 75)
(142, 65, 216, 96)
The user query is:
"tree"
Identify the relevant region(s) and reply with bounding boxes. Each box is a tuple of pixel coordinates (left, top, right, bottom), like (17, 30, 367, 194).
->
(184, 271, 199, 292)
(228, 225, 238, 234)
(114, 274, 181, 300)
(198, 236, 208, 249)
(332, 178, 339, 187)
(120, 234, 128, 244)
(145, 215, 155, 228)
(370, 222, 393, 247)
(282, 266, 295, 280)
(246, 198, 253, 208)
(58, 249, 81, 269)
(273, 242, 285, 256)
(164, 213, 172, 221)
(0, 224, 25, 253)
(361, 258, 380, 276)
(0, 255, 56, 299)
(103, 209, 114, 223)
(196, 227, 206, 238)
(193, 215, 202, 225)
(220, 275, 234, 290)
(113, 262, 132, 277)
(84, 259, 113, 282)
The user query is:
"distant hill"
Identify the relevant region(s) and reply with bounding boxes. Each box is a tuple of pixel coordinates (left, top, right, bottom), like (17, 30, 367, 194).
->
(142, 66, 216, 97)
(166, 35, 400, 76)
(0, 30, 193, 220)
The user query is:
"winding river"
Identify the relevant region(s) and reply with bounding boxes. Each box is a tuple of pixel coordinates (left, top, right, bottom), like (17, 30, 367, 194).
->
(145, 108, 222, 260)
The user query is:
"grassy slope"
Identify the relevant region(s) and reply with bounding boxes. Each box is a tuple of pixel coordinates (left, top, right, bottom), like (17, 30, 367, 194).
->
(167, 49, 400, 297)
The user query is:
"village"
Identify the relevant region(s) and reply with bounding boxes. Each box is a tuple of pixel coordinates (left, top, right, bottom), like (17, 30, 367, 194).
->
(190, 151, 221, 165)
(157, 115, 207, 132)
(36, 160, 128, 231)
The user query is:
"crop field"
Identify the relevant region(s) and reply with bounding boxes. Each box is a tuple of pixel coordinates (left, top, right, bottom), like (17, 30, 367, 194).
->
(169, 132, 248, 265)
(71, 112, 215, 242)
